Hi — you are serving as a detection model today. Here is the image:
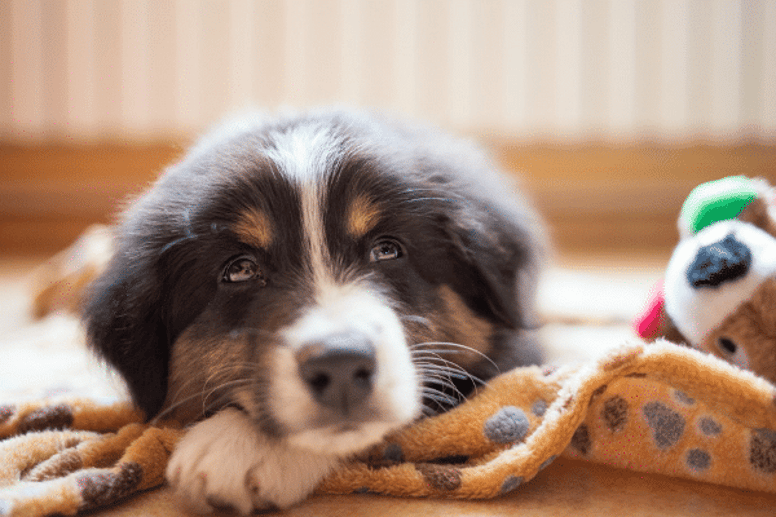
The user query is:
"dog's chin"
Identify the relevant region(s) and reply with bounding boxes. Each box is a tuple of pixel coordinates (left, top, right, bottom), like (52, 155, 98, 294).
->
(286, 419, 412, 456)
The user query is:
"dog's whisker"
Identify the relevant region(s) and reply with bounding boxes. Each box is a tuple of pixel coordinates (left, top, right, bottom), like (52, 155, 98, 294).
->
(410, 350, 468, 358)
(412, 354, 487, 402)
(150, 393, 204, 425)
(411, 351, 468, 371)
(410, 352, 474, 372)
(419, 406, 440, 417)
(201, 378, 254, 413)
(419, 388, 460, 408)
(414, 361, 469, 375)
(412, 351, 481, 376)
(162, 357, 259, 406)
(418, 377, 456, 391)
(412, 341, 501, 374)
(416, 368, 470, 386)
(158, 209, 198, 255)
(415, 359, 477, 400)
(151, 373, 255, 425)
(420, 388, 459, 405)
(418, 372, 470, 401)
(415, 366, 458, 381)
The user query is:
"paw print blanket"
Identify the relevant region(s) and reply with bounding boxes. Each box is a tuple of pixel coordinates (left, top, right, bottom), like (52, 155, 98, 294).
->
(2, 340, 776, 516)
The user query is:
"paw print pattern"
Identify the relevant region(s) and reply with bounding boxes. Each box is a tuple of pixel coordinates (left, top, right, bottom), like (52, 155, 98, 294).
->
(571, 424, 591, 455)
(698, 417, 722, 436)
(531, 400, 548, 417)
(557, 372, 776, 493)
(750, 429, 776, 474)
(416, 464, 462, 491)
(642, 402, 685, 449)
(500, 475, 523, 494)
(686, 449, 712, 472)
(602, 396, 628, 433)
(482, 401, 555, 496)
(483, 406, 530, 444)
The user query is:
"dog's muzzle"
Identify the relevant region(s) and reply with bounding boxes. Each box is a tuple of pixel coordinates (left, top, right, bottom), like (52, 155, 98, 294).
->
(296, 332, 376, 414)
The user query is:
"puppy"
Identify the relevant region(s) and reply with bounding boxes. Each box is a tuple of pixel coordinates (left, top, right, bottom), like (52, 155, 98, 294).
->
(83, 108, 545, 513)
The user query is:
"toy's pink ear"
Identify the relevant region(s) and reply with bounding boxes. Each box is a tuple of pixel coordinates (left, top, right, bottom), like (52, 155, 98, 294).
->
(635, 280, 666, 340)
(634, 280, 689, 345)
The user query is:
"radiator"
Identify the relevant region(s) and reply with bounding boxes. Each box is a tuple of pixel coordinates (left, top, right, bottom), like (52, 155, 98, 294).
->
(3, 0, 775, 142)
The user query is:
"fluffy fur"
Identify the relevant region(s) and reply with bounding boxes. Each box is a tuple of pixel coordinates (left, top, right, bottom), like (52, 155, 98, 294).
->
(83, 108, 545, 512)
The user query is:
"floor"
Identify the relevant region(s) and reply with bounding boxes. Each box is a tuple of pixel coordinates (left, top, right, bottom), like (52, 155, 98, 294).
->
(3, 251, 775, 516)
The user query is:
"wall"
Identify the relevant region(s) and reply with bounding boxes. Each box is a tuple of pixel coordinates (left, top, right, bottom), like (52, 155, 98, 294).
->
(3, 0, 776, 143)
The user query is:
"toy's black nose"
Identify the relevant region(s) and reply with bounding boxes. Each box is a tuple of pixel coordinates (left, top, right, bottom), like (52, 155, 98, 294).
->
(687, 233, 751, 288)
(296, 332, 376, 413)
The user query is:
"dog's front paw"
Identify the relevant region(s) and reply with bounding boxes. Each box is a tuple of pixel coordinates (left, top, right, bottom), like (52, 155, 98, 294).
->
(165, 408, 340, 513)
(165, 408, 270, 514)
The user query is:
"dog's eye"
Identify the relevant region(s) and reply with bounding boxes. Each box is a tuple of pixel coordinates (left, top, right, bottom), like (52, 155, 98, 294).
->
(223, 256, 265, 284)
(369, 239, 404, 263)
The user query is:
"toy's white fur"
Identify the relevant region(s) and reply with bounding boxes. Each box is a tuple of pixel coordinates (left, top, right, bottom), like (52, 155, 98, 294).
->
(665, 220, 776, 346)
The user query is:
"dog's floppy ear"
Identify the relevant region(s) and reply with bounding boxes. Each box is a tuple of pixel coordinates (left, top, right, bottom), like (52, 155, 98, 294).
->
(83, 251, 169, 420)
(443, 199, 543, 331)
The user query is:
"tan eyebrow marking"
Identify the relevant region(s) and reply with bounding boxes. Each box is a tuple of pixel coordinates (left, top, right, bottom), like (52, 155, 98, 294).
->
(234, 208, 274, 249)
(347, 195, 382, 238)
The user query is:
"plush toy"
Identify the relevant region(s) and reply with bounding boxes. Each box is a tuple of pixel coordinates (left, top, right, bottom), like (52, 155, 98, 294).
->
(635, 176, 776, 384)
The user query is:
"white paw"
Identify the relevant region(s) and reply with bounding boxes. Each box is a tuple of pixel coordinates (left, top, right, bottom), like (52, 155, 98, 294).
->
(166, 408, 266, 514)
(165, 408, 339, 514)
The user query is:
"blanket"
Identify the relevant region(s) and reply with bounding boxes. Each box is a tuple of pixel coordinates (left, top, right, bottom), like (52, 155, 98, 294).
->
(2, 339, 776, 516)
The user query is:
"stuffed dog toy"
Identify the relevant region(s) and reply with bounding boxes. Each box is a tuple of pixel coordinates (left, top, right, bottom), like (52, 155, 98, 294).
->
(636, 176, 776, 384)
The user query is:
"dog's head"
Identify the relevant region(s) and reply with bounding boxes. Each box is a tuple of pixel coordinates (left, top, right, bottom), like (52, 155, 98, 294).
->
(84, 109, 544, 453)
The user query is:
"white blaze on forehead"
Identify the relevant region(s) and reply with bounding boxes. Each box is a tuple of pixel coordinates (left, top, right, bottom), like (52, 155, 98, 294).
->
(262, 123, 420, 452)
(264, 123, 340, 295)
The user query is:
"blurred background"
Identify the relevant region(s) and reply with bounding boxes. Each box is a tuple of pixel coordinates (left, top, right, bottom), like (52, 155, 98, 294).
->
(2, 0, 776, 255)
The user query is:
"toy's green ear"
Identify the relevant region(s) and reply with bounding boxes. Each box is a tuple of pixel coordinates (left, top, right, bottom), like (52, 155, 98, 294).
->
(679, 176, 759, 236)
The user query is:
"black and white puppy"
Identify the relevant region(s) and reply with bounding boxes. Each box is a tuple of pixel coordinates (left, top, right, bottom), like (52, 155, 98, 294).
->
(83, 108, 545, 513)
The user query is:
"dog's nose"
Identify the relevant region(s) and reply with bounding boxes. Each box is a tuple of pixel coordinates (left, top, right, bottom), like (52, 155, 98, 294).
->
(296, 333, 377, 413)
(687, 233, 752, 288)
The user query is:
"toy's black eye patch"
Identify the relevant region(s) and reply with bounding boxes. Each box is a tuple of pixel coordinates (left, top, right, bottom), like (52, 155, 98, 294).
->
(687, 233, 751, 288)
